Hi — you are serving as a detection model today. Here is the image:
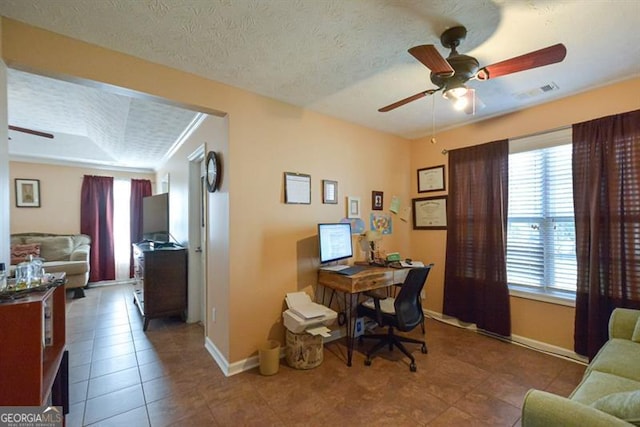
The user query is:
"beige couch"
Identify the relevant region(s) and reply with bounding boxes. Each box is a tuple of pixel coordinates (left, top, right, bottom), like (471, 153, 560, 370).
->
(522, 308, 640, 426)
(10, 232, 91, 298)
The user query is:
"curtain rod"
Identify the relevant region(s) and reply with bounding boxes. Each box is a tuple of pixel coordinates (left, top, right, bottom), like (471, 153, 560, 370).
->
(438, 125, 571, 156)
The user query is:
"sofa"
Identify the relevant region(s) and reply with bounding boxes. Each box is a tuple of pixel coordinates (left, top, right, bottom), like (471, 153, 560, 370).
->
(10, 232, 91, 298)
(522, 308, 640, 426)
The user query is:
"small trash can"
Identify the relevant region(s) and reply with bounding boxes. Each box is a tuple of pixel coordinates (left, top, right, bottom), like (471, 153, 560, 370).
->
(285, 329, 323, 369)
(258, 340, 280, 375)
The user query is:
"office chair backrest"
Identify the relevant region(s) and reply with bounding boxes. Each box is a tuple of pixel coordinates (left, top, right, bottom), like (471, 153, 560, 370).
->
(394, 266, 432, 331)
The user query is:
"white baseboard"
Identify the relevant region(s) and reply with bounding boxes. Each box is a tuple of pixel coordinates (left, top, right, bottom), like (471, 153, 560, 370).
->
(424, 309, 588, 364)
(204, 336, 288, 377)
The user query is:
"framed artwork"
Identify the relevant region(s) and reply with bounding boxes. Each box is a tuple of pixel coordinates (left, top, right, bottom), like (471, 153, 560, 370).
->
(412, 196, 447, 230)
(322, 180, 338, 204)
(347, 196, 361, 219)
(417, 165, 446, 193)
(372, 191, 383, 210)
(15, 179, 41, 208)
(284, 172, 311, 204)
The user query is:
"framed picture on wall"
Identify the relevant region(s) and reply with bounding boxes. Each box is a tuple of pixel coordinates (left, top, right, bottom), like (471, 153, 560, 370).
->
(347, 196, 361, 219)
(322, 180, 338, 204)
(417, 165, 446, 193)
(15, 179, 41, 208)
(412, 196, 447, 229)
(372, 191, 383, 210)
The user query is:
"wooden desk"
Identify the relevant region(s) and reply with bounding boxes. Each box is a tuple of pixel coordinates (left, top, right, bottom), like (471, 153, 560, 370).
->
(318, 266, 409, 366)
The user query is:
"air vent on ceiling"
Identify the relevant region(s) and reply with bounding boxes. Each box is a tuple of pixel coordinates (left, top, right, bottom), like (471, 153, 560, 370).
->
(514, 82, 559, 100)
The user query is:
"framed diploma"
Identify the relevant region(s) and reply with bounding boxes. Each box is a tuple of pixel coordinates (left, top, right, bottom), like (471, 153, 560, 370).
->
(412, 196, 447, 230)
(417, 165, 445, 193)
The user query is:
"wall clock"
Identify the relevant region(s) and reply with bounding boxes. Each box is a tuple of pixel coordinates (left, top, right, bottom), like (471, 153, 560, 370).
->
(206, 151, 220, 192)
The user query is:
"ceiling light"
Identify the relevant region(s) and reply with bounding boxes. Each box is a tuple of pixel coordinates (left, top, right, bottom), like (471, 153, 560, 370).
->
(452, 96, 469, 111)
(443, 85, 468, 100)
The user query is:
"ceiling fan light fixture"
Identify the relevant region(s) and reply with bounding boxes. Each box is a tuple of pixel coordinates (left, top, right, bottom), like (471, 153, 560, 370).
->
(442, 85, 468, 100)
(452, 96, 469, 111)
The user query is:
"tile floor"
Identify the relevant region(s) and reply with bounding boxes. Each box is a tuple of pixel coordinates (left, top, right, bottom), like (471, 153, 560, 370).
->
(64, 283, 586, 426)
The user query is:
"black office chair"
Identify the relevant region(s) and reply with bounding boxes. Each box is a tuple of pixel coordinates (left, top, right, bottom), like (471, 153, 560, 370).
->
(357, 265, 432, 372)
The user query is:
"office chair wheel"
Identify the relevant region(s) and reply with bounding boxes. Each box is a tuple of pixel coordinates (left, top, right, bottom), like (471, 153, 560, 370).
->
(421, 344, 427, 354)
(364, 358, 372, 366)
(410, 362, 417, 372)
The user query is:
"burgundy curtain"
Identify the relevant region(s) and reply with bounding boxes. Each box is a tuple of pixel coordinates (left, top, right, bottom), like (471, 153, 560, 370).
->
(129, 179, 152, 278)
(443, 139, 511, 337)
(573, 109, 640, 359)
(81, 175, 115, 283)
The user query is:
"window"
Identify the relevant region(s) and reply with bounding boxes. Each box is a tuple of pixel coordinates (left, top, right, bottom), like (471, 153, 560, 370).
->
(507, 130, 576, 297)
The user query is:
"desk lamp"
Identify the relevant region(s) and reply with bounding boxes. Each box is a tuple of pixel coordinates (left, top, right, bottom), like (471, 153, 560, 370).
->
(359, 230, 382, 265)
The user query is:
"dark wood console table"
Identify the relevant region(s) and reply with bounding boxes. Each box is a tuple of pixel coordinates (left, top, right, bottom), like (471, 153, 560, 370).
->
(132, 243, 188, 331)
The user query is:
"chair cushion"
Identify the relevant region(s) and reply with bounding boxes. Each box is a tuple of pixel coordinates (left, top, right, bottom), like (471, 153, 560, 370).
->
(632, 317, 640, 343)
(587, 339, 640, 382)
(24, 236, 73, 262)
(590, 390, 640, 425)
(10, 243, 41, 265)
(42, 261, 89, 276)
(362, 297, 395, 314)
(571, 370, 640, 405)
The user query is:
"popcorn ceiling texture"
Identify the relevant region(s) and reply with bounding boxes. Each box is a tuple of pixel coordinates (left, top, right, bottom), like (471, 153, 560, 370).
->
(1, 0, 639, 168)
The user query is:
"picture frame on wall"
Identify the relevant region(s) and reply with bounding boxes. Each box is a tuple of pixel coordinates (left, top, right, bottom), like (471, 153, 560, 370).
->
(412, 196, 447, 230)
(417, 165, 446, 193)
(372, 191, 383, 210)
(347, 196, 361, 219)
(322, 180, 338, 204)
(284, 172, 311, 204)
(15, 178, 41, 208)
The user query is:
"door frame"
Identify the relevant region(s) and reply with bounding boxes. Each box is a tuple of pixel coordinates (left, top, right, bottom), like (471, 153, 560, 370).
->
(187, 144, 207, 332)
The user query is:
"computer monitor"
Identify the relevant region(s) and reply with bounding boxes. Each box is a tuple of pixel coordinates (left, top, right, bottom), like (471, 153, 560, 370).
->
(318, 223, 353, 264)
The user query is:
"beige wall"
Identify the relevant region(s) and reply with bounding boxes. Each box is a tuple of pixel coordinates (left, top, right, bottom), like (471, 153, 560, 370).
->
(410, 77, 640, 351)
(9, 161, 154, 234)
(1, 18, 411, 363)
(5, 17, 634, 362)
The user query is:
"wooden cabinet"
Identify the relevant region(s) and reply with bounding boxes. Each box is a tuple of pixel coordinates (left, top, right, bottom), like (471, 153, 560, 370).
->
(0, 284, 68, 410)
(132, 243, 188, 331)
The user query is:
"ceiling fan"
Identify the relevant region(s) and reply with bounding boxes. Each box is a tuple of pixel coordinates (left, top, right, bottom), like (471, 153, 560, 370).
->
(379, 26, 567, 114)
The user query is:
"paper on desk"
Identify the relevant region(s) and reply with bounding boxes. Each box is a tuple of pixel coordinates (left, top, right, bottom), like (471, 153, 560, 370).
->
(400, 260, 425, 268)
(306, 326, 332, 337)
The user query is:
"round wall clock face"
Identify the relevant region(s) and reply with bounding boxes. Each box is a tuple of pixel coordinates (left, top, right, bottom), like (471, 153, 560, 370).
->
(206, 151, 220, 192)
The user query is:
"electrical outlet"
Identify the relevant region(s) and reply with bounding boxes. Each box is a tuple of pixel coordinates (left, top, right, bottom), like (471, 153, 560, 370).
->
(211, 307, 216, 323)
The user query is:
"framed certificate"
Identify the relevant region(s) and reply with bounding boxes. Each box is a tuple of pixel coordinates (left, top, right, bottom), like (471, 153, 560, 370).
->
(417, 165, 445, 193)
(412, 196, 447, 229)
(284, 172, 311, 204)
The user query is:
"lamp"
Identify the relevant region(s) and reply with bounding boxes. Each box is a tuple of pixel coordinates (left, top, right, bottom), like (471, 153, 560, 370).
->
(443, 84, 469, 111)
(359, 230, 382, 264)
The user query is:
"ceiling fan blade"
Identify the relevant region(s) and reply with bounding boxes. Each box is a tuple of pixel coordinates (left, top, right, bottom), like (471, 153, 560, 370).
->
(9, 125, 54, 139)
(408, 45, 455, 77)
(476, 43, 567, 80)
(378, 89, 438, 112)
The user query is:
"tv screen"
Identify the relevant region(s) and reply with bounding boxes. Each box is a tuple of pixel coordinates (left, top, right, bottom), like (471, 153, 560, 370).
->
(318, 223, 353, 264)
(142, 193, 169, 242)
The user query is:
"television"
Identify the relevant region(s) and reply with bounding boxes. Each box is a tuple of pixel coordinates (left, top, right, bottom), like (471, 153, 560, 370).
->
(142, 193, 169, 242)
(318, 222, 353, 264)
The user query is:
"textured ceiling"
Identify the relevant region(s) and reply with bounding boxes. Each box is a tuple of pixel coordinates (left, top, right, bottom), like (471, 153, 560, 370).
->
(1, 0, 639, 170)
(7, 69, 200, 170)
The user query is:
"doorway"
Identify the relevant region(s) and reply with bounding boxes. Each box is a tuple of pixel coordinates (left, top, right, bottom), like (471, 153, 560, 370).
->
(187, 144, 207, 332)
